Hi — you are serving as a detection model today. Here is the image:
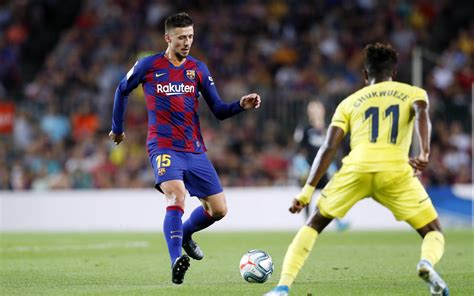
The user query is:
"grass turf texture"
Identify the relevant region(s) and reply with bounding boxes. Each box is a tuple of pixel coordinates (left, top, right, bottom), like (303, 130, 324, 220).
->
(1, 230, 472, 295)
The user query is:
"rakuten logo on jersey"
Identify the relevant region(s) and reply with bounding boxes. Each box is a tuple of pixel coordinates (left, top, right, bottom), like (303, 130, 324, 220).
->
(156, 83, 195, 96)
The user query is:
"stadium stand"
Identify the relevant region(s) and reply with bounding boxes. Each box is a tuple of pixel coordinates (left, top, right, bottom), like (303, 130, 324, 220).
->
(0, 0, 472, 190)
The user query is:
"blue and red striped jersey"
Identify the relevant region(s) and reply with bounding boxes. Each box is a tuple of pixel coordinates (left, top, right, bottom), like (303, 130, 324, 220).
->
(112, 52, 244, 154)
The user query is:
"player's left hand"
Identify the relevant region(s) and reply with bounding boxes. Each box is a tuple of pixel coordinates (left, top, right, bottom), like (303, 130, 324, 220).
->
(409, 153, 429, 176)
(240, 93, 261, 110)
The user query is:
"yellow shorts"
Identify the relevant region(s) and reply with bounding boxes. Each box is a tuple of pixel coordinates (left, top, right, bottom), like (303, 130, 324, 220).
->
(317, 165, 438, 229)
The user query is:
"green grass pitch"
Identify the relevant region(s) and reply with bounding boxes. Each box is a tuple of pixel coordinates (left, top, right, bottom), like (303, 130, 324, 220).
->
(1, 230, 473, 295)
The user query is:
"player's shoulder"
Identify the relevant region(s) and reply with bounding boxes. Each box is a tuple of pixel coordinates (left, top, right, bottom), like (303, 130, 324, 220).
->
(340, 86, 368, 105)
(138, 51, 165, 65)
(186, 54, 200, 63)
(186, 55, 207, 69)
(125, 52, 166, 75)
(390, 81, 428, 103)
(409, 84, 428, 98)
(390, 81, 426, 93)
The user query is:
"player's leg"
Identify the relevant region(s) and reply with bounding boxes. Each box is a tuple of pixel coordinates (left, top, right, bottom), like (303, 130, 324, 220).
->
(150, 150, 190, 284)
(184, 192, 227, 241)
(265, 211, 331, 296)
(271, 209, 332, 294)
(160, 180, 187, 262)
(414, 217, 444, 266)
(409, 217, 448, 296)
(373, 169, 448, 295)
(181, 153, 225, 260)
(160, 180, 191, 284)
(200, 191, 227, 219)
(186, 192, 227, 242)
(305, 194, 348, 231)
(266, 169, 372, 296)
(182, 192, 226, 260)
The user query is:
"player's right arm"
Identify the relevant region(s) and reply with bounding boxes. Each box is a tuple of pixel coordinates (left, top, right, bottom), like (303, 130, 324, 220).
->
(289, 99, 349, 213)
(409, 100, 431, 174)
(289, 126, 345, 213)
(109, 58, 148, 145)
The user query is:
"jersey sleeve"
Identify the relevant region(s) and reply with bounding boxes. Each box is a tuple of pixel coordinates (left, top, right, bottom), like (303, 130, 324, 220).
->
(198, 63, 244, 120)
(409, 86, 429, 105)
(330, 100, 350, 134)
(111, 58, 149, 134)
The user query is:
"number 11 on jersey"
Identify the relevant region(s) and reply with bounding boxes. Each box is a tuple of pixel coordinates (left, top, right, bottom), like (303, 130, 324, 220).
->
(364, 104, 399, 144)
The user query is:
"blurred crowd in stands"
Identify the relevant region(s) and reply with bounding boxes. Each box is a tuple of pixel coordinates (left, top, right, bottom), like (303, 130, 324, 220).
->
(0, 0, 472, 190)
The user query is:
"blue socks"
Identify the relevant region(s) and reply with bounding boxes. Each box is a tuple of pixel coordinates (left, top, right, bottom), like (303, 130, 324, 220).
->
(163, 206, 184, 266)
(164, 206, 219, 265)
(182, 206, 217, 243)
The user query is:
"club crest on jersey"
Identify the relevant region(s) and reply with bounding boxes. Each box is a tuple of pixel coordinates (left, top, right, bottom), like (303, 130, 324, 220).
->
(158, 168, 166, 176)
(186, 69, 196, 80)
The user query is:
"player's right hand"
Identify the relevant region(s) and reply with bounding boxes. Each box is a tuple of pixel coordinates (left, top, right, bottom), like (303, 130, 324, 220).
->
(409, 152, 429, 175)
(289, 198, 307, 214)
(289, 184, 314, 213)
(109, 131, 126, 145)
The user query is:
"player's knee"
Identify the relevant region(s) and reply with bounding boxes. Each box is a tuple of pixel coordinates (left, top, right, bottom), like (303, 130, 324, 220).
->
(209, 206, 227, 220)
(163, 190, 186, 207)
(416, 218, 443, 237)
(307, 210, 333, 233)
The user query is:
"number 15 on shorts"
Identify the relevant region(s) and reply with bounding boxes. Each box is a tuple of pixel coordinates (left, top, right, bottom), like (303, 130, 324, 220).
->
(156, 154, 171, 168)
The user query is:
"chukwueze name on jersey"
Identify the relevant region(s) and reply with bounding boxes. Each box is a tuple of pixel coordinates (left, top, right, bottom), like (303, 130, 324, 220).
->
(352, 89, 410, 108)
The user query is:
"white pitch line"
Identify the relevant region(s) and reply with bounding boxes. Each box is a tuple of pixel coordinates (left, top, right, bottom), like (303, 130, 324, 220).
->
(0, 241, 150, 253)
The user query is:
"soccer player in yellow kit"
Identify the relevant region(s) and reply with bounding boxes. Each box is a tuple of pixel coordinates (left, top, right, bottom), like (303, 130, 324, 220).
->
(265, 43, 449, 296)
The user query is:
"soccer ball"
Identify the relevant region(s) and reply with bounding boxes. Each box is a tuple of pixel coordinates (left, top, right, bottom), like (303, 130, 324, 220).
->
(239, 249, 274, 283)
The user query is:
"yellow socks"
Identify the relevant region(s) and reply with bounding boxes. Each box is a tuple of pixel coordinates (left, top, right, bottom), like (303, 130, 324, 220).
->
(278, 225, 318, 287)
(421, 231, 445, 266)
(275, 228, 444, 289)
(275, 229, 443, 289)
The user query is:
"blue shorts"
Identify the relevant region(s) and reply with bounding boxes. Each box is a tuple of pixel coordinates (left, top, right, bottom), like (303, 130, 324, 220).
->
(149, 149, 223, 198)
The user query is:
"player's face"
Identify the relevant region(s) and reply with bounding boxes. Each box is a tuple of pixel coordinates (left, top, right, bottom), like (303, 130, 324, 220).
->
(166, 26, 194, 59)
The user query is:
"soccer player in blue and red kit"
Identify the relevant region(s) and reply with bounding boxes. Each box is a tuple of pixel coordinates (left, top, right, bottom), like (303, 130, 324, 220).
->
(109, 12, 261, 285)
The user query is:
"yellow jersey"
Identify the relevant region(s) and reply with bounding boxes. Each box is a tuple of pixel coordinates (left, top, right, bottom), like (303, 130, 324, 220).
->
(330, 81, 428, 172)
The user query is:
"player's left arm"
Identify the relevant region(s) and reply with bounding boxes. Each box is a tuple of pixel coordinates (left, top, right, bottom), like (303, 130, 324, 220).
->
(199, 63, 260, 120)
(407, 87, 431, 174)
(289, 126, 345, 213)
(409, 100, 431, 174)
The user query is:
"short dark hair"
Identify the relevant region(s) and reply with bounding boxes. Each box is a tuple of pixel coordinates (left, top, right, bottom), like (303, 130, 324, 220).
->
(364, 43, 398, 79)
(165, 12, 193, 32)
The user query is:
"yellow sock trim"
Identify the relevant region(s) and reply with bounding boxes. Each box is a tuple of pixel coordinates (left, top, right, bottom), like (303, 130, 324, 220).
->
(421, 231, 445, 266)
(278, 226, 318, 287)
